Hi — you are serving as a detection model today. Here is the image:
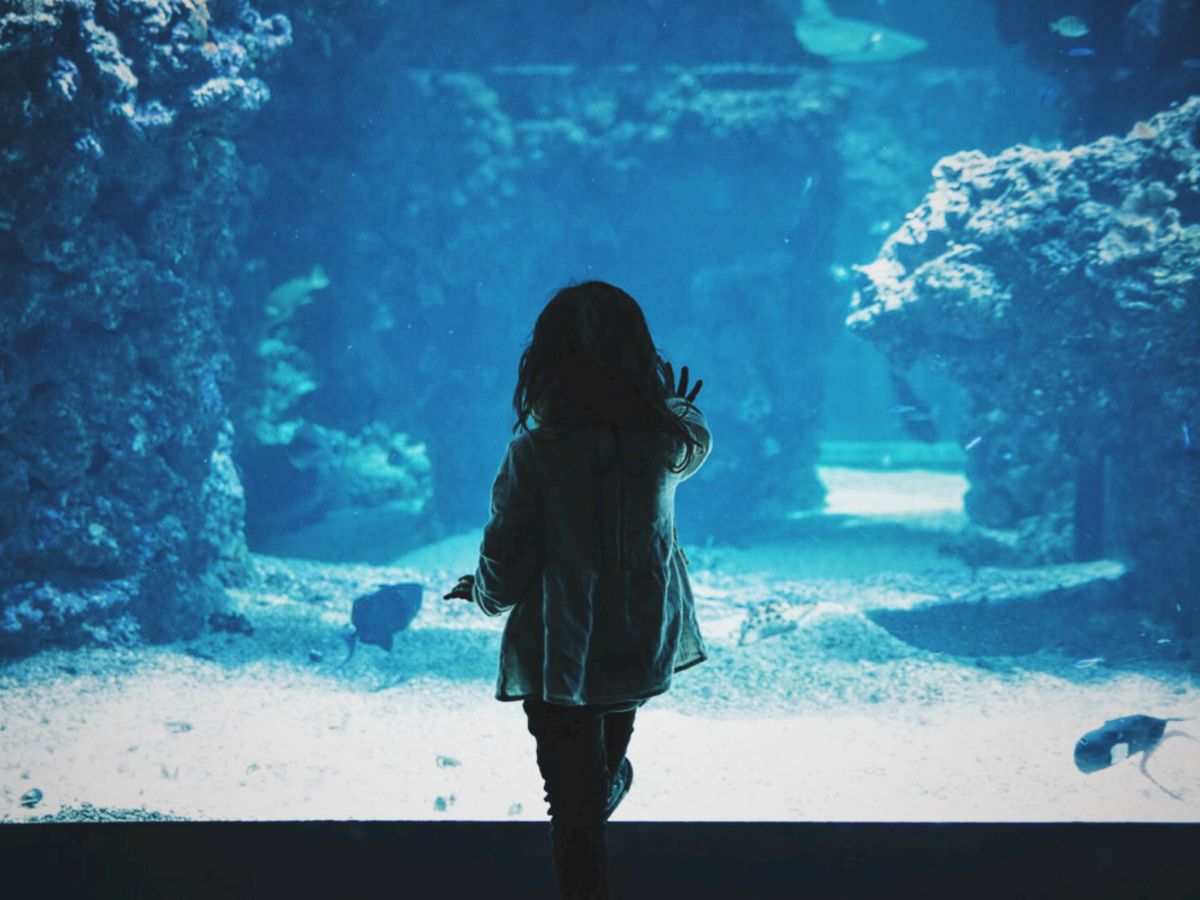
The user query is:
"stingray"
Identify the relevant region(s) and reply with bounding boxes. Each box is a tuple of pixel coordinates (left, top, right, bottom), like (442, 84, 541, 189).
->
(340, 582, 423, 665)
(783, 0, 926, 64)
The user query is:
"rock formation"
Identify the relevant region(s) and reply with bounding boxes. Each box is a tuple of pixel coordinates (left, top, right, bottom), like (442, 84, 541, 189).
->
(850, 97, 1200, 623)
(0, 0, 289, 654)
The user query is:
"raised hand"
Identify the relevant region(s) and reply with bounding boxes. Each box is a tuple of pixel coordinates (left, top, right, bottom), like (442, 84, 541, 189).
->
(663, 361, 703, 403)
(443, 574, 474, 601)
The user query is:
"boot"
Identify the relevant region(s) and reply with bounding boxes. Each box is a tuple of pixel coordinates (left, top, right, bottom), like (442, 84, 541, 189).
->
(604, 759, 633, 821)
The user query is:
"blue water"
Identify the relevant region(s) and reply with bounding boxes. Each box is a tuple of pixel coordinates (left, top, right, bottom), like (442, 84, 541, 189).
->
(1, 0, 1197, 825)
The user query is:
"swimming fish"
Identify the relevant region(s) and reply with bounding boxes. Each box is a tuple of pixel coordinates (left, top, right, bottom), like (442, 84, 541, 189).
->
(1074, 714, 1195, 800)
(340, 583, 424, 665)
(20, 788, 43, 808)
(265, 265, 330, 320)
(1067, 47, 1096, 58)
(785, 0, 926, 64)
(1050, 15, 1089, 38)
(888, 370, 938, 444)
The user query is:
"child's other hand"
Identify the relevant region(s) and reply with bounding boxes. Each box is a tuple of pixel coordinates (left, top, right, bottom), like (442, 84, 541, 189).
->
(664, 362, 703, 403)
(443, 574, 475, 601)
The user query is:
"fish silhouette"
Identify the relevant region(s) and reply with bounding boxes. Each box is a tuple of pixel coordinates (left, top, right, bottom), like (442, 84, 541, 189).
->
(888, 369, 939, 444)
(265, 264, 330, 321)
(784, 0, 926, 64)
(1074, 714, 1195, 800)
(340, 583, 423, 665)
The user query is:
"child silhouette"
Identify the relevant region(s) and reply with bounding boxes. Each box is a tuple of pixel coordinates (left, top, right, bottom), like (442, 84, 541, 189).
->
(444, 281, 712, 900)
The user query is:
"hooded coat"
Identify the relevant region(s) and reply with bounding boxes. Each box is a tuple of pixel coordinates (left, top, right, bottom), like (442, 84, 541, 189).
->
(472, 395, 712, 707)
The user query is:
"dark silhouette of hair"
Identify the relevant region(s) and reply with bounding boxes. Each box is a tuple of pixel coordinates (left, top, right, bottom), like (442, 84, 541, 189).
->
(512, 281, 705, 475)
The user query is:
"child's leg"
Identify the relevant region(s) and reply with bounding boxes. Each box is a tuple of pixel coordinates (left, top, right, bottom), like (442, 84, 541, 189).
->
(602, 709, 637, 777)
(524, 698, 611, 899)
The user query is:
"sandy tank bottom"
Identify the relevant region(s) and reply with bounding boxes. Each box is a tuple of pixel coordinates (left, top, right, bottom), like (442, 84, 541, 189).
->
(1, 596, 1197, 824)
(3, 467, 1198, 823)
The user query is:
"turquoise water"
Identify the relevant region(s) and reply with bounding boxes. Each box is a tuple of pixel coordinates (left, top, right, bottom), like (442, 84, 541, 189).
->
(2, 0, 1198, 824)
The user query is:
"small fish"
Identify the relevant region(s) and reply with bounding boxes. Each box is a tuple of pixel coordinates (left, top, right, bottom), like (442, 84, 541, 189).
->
(802, 174, 815, 195)
(888, 370, 938, 444)
(436, 755, 461, 768)
(1182, 59, 1200, 70)
(265, 265, 330, 320)
(964, 435, 983, 451)
(1183, 421, 1192, 451)
(738, 599, 806, 646)
(1074, 714, 1195, 800)
(340, 583, 424, 666)
(1050, 15, 1089, 38)
(1067, 47, 1096, 58)
(1074, 657, 1104, 669)
(20, 788, 43, 809)
(829, 263, 852, 283)
(1039, 83, 1061, 106)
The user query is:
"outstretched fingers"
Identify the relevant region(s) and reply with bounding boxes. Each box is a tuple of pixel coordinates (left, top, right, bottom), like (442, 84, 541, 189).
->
(664, 362, 703, 402)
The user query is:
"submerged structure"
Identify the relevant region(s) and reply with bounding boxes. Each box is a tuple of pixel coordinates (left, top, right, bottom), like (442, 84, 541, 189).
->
(0, 0, 1197, 672)
(850, 98, 1200, 628)
(0, 0, 291, 652)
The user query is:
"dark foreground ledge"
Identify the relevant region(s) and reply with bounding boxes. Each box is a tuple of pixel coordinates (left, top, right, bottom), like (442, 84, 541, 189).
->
(1, 821, 1197, 898)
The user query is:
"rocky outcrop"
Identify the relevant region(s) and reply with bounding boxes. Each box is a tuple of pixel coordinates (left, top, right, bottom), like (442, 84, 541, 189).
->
(849, 98, 1200, 620)
(0, 0, 290, 655)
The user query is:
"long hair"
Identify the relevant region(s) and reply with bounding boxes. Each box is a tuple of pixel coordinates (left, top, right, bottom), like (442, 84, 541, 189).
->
(512, 281, 705, 475)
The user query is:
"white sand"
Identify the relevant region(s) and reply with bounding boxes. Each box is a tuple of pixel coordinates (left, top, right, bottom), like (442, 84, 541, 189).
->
(2, 468, 1198, 823)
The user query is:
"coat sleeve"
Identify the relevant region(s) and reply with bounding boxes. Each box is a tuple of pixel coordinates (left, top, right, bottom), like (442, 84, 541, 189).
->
(472, 438, 543, 617)
(667, 396, 713, 480)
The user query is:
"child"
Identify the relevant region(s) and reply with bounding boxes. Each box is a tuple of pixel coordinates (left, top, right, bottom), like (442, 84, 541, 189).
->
(443, 280, 712, 899)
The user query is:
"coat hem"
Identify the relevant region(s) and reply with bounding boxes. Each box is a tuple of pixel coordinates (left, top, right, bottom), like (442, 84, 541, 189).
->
(493, 652, 707, 705)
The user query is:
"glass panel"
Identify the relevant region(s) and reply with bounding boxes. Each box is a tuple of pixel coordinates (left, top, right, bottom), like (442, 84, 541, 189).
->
(2, 0, 1196, 829)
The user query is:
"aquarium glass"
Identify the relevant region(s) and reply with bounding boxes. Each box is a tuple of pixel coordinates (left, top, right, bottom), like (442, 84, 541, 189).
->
(1, 0, 1198, 824)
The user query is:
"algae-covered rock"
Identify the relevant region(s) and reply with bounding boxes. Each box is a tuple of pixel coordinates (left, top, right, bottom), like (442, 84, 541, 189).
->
(0, 0, 290, 656)
(850, 98, 1200, 618)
